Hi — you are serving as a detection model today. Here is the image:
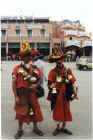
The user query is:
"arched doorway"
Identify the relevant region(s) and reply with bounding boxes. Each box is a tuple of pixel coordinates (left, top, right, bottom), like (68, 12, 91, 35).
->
(64, 45, 80, 61)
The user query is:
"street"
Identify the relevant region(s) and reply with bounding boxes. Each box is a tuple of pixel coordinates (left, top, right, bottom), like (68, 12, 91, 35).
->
(1, 61, 92, 139)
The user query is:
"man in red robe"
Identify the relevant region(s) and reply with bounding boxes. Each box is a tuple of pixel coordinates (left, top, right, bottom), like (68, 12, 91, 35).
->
(47, 48, 78, 136)
(12, 42, 44, 139)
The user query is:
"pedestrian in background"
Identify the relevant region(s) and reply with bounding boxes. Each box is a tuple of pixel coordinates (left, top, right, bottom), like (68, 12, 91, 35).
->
(35, 52, 47, 87)
(31, 50, 47, 97)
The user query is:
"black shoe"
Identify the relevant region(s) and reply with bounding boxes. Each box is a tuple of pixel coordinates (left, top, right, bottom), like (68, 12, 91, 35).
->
(14, 130, 24, 139)
(61, 128, 72, 135)
(33, 128, 44, 136)
(53, 128, 60, 136)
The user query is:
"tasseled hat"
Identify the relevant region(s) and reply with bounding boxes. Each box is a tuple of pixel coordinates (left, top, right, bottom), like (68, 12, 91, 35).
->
(18, 41, 31, 57)
(48, 47, 67, 63)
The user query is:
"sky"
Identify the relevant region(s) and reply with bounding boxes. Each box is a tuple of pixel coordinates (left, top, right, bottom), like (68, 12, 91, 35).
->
(0, 0, 93, 35)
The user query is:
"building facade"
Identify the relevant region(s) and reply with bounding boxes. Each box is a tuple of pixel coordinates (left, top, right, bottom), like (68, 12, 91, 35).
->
(56, 20, 92, 60)
(1, 17, 92, 60)
(1, 17, 55, 59)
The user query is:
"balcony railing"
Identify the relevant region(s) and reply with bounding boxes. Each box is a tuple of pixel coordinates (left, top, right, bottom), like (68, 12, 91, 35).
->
(65, 40, 80, 47)
(1, 34, 50, 42)
(64, 30, 90, 37)
(65, 39, 92, 47)
(83, 40, 92, 47)
(79, 32, 90, 37)
(64, 30, 78, 36)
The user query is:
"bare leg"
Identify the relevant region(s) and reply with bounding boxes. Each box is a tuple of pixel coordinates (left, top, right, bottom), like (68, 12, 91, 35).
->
(14, 121, 24, 139)
(61, 122, 66, 129)
(33, 121, 38, 129)
(56, 123, 60, 129)
(18, 121, 23, 131)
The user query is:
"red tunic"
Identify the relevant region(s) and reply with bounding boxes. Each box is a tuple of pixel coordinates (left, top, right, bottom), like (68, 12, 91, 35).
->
(12, 64, 43, 124)
(47, 66, 76, 122)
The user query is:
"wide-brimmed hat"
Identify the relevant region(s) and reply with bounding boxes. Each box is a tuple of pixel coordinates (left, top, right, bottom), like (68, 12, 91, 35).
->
(17, 41, 44, 61)
(30, 50, 39, 61)
(30, 50, 38, 56)
(30, 50, 44, 60)
(48, 47, 67, 63)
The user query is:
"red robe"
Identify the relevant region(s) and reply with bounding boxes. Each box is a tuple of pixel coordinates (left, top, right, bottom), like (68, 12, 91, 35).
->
(12, 64, 43, 124)
(47, 66, 76, 122)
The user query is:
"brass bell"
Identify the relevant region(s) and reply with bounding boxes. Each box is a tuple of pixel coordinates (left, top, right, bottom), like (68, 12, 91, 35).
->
(18, 68, 24, 73)
(29, 108, 34, 116)
(68, 74, 72, 80)
(22, 71, 27, 76)
(34, 70, 38, 74)
(65, 79, 69, 83)
(52, 88, 57, 94)
(56, 76, 62, 82)
(18, 68, 27, 76)
(30, 77, 37, 82)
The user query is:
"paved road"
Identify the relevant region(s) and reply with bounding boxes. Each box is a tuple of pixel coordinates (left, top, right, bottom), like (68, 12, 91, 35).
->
(1, 61, 92, 139)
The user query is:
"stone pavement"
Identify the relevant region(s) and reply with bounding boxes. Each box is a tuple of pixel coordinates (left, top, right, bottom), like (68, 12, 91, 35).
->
(1, 61, 92, 139)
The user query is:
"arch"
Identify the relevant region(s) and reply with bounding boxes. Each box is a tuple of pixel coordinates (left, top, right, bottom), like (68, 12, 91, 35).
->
(64, 45, 82, 61)
(64, 45, 80, 51)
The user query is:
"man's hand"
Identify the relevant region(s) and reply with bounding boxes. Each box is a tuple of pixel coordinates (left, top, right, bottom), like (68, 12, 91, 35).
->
(73, 87, 79, 99)
(30, 84, 38, 91)
(74, 87, 78, 96)
(15, 96, 20, 104)
(30, 85, 38, 93)
(50, 83, 55, 88)
(45, 77, 47, 82)
(30, 84, 36, 89)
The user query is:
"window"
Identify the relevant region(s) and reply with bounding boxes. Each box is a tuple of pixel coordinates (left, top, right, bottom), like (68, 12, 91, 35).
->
(27, 30, 32, 37)
(1, 30, 6, 36)
(15, 29, 20, 36)
(40, 29, 45, 37)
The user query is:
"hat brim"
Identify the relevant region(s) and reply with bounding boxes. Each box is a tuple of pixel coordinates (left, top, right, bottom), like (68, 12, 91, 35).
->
(37, 54, 44, 59)
(18, 51, 31, 58)
(31, 55, 38, 61)
(48, 55, 67, 63)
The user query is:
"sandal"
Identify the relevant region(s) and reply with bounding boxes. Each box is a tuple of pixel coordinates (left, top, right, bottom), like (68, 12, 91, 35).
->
(53, 128, 60, 136)
(33, 128, 44, 136)
(14, 130, 24, 139)
(61, 128, 72, 135)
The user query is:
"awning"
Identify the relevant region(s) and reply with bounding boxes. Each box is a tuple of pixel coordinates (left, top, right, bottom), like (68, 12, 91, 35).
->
(1, 43, 6, 48)
(8, 43, 20, 48)
(37, 43, 50, 49)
